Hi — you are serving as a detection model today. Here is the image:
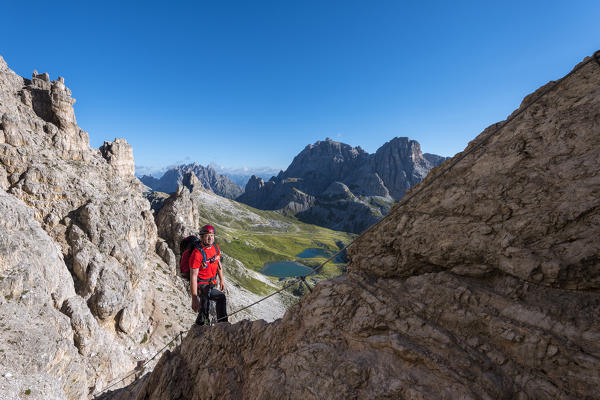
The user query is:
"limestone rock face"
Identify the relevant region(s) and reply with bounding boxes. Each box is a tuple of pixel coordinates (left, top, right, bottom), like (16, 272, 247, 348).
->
(110, 56, 600, 399)
(140, 163, 243, 199)
(0, 56, 197, 398)
(155, 183, 200, 258)
(237, 137, 445, 233)
(423, 152, 447, 166)
(239, 176, 316, 213)
(371, 136, 434, 199)
(243, 174, 265, 193)
(100, 138, 135, 179)
(283, 138, 371, 193)
(0, 190, 88, 399)
(144, 190, 169, 214)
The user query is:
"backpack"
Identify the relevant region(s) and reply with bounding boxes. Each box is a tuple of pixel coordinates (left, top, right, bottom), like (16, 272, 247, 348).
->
(179, 235, 200, 255)
(179, 235, 221, 280)
(179, 235, 200, 279)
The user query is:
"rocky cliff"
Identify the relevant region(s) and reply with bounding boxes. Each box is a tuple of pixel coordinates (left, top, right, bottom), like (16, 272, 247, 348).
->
(0, 55, 200, 399)
(108, 55, 600, 399)
(237, 137, 445, 233)
(140, 163, 243, 199)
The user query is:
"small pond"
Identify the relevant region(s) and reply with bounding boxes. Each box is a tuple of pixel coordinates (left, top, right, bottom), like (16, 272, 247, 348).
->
(260, 261, 314, 278)
(296, 248, 332, 258)
(297, 247, 346, 263)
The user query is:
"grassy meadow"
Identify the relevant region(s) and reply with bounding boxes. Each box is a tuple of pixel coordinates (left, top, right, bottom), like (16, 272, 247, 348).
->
(193, 192, 355, 284)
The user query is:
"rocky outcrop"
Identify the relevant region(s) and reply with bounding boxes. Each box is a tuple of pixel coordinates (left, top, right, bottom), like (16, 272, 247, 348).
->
(282, 139, 371, 193)
(140, 163, 243, 199)
(110, 55, 600, 399)
(155, 181, 200, 258)
(297, 198, 381, 234)
(0, 190, 88, 399)
(238, 175, 316, 213)
(423, 152, 446, 166)
(237, 137, 445, 233)
(371, 136, 435, 199)
(0, 56, 199, 398)
(100, 138, 135, 179)
(145, 190, 169, 214)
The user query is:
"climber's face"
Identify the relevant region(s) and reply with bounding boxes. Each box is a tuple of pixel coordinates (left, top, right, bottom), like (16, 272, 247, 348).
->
(202, 233, 215, 246)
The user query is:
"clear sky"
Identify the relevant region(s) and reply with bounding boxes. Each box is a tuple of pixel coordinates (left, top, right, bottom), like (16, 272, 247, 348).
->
(1, 1, 598, 174)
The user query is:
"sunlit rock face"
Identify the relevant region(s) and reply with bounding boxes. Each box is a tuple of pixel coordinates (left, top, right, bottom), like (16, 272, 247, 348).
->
(108, 56, 600, 399)
(100, 138, 135, 179)
(0, 55, 198, 398)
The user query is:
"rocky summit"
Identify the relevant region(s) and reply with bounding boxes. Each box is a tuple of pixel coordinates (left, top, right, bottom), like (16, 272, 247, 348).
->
(237, 137, 445, 233)
(0, 56, 289, 399)
(140, 163, 243, 199)
(107, 55, 600, 399)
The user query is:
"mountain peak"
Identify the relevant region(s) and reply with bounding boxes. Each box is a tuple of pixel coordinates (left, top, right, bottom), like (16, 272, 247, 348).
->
(237, 136, 445, 232)
(139, 163, 242, 199)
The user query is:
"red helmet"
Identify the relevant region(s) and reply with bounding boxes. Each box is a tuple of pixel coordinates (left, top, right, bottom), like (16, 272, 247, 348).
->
(200, 224, 215, 235)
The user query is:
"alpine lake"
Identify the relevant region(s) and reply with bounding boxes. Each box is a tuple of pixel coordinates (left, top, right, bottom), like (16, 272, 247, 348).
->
(259, 248, 336, 278)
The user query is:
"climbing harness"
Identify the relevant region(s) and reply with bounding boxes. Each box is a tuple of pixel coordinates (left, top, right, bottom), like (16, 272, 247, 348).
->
(196, 243, 220, 269)
(92, 49, 600, 398)
(197, 272, 218, 285)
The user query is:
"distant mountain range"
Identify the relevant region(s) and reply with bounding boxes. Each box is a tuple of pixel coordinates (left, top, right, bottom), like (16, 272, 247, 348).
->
(139, 137, 446, 233)
(209, 164, 281, 187)
(139, 163, 243, 199)
(138, 164, 279, 195)
(237, 137, 447, 233)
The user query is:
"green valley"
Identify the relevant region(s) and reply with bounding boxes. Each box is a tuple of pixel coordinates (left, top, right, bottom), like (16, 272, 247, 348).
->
(192, 190, 355, 281)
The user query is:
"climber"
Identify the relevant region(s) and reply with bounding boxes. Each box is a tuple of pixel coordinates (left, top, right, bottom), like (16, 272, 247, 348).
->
(190, 224, 228, 325)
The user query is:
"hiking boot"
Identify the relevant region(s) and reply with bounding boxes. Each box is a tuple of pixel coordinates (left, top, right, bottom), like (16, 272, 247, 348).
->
(195, 314, 209, 326)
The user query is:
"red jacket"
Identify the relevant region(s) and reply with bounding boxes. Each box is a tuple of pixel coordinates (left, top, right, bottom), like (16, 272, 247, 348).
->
(190, 244, 221, 285)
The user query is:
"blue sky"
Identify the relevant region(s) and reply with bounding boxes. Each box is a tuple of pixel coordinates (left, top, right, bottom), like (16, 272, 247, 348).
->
(1, 1, 598, 174)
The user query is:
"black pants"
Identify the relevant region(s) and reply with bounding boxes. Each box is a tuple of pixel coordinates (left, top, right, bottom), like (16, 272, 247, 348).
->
(195, 285, 228, 325)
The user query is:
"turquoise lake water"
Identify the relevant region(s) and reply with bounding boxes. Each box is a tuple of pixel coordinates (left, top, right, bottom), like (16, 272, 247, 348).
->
(297, 247, 346, 263)
(260, 261, 314, 278)
(296, 248, 331, 258)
